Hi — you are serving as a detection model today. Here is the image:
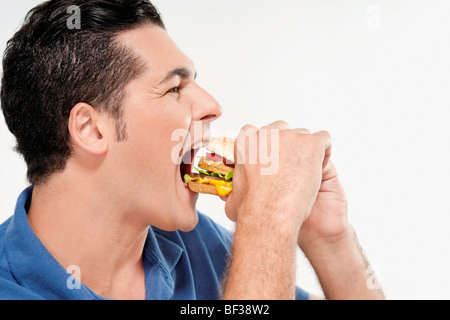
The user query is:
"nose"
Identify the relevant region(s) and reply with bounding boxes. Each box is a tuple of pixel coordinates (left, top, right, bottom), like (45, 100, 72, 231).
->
(190, 83, 223, 123)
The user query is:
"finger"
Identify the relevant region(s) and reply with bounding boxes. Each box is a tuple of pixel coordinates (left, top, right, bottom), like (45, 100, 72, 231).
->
(262, 120, 291, 131)
(313, 130, 332, 150)
(235, 124, 259, 165)
(323, 149, 331, 170)
(237, 124, 259, 139)
(294, 128, 311, 135)
(322, 160, 338, 182)
(313, 130, 332, 168)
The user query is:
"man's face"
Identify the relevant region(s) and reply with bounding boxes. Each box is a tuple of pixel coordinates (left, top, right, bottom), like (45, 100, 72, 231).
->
(107, 25, 222, 232)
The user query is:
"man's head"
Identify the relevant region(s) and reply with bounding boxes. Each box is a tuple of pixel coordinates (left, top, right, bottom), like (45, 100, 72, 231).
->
(1, 0, 222, 231)
(1, 0, 164, 185)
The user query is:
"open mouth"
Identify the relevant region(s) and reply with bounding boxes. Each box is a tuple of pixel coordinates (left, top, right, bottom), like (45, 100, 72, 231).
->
(180, 148, 201, 184)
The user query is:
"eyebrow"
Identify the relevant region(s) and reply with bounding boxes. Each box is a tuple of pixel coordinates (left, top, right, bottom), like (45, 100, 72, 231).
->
(157, 67, 197, 86)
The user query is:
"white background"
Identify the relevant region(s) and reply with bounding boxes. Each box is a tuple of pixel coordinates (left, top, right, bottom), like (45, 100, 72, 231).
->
(1, 0, 450, 299)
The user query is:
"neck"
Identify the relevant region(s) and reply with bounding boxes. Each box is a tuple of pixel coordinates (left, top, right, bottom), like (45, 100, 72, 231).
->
(27, 174, 148, 299)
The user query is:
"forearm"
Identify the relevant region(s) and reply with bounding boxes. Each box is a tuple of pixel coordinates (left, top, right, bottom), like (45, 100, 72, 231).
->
(302, 226, 385, 300)
(223, 214, 298, 300)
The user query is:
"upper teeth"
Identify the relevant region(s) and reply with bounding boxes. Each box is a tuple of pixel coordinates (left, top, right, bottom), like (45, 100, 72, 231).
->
(192, 141, 206, 149)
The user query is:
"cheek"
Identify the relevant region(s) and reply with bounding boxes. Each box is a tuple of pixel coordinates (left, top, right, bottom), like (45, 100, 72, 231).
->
(120, 104, 192, 178)
(128, 102, 191, 145)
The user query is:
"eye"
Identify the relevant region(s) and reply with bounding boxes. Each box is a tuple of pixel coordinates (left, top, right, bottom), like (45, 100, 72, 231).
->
(167, 86, 182, 94)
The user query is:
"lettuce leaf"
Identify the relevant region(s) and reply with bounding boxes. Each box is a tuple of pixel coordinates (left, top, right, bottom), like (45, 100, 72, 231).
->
(225, 170, 234, 180)
(184, 174, 193, 184)
(194, 167, 234, 181)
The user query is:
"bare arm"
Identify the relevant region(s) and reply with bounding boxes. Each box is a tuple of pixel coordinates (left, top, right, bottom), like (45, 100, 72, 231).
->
(223, 122, 330, 300)
(302, 226, 385, 300)
(223, 213, 298, 300)
(221, 121, 383, 300)
(298, 160, 385, 300)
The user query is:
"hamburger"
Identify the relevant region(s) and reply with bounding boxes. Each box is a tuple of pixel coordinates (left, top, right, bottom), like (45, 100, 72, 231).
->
(183, 137, 235, 197)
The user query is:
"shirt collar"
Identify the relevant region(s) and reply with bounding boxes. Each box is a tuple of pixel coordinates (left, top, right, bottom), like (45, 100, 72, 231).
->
(143, 229, 183, 300)
(4, 186, 184, 300)
(145, 229, 183, 274)
(4, 186, 100, 299)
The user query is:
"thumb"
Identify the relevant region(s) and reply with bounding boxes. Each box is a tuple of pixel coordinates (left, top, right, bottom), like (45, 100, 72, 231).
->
(322, 160, 338, 182)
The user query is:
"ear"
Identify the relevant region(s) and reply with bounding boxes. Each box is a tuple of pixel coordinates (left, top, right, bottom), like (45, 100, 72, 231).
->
(68, 103, 109, 156)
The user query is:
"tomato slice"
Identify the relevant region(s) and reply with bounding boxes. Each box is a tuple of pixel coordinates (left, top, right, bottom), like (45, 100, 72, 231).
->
(205, 153, 234, 167)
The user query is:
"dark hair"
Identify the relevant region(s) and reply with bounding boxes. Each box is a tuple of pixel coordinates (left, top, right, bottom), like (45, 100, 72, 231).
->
(1, 0, 165, 185)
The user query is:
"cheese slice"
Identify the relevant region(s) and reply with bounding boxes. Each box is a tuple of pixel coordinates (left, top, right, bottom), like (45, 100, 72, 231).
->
(197, 178, 233, 197)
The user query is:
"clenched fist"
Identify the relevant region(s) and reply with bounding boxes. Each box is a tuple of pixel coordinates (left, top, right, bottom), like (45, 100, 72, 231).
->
(225, 120, 332, 237)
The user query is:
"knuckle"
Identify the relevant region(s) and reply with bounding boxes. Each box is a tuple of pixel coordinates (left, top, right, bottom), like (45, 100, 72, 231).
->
(294, 128, 311, 135)
(271, 120, 290, 128)
(240, 124, 258, 133)
(315, 130, 332, 146)
(317, 130, 331, 138)
(261, 120, 290, 132)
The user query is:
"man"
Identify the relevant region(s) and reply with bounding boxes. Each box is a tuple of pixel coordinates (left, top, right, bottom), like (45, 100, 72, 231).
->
(0, 0, 384, 300)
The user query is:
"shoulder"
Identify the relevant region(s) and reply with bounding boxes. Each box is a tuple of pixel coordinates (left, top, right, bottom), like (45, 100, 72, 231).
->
(0, 218, 43, 300)
(0, 217, 12, 274)
(0, 277, 44, 300)
(0, 216, 12, 243)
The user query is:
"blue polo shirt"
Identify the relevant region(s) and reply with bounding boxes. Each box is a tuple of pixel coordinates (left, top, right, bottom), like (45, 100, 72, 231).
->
(0, 187, 309, 300)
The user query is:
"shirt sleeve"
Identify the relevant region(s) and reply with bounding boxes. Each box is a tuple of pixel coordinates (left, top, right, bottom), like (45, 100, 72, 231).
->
(295, 286, 310, 300)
